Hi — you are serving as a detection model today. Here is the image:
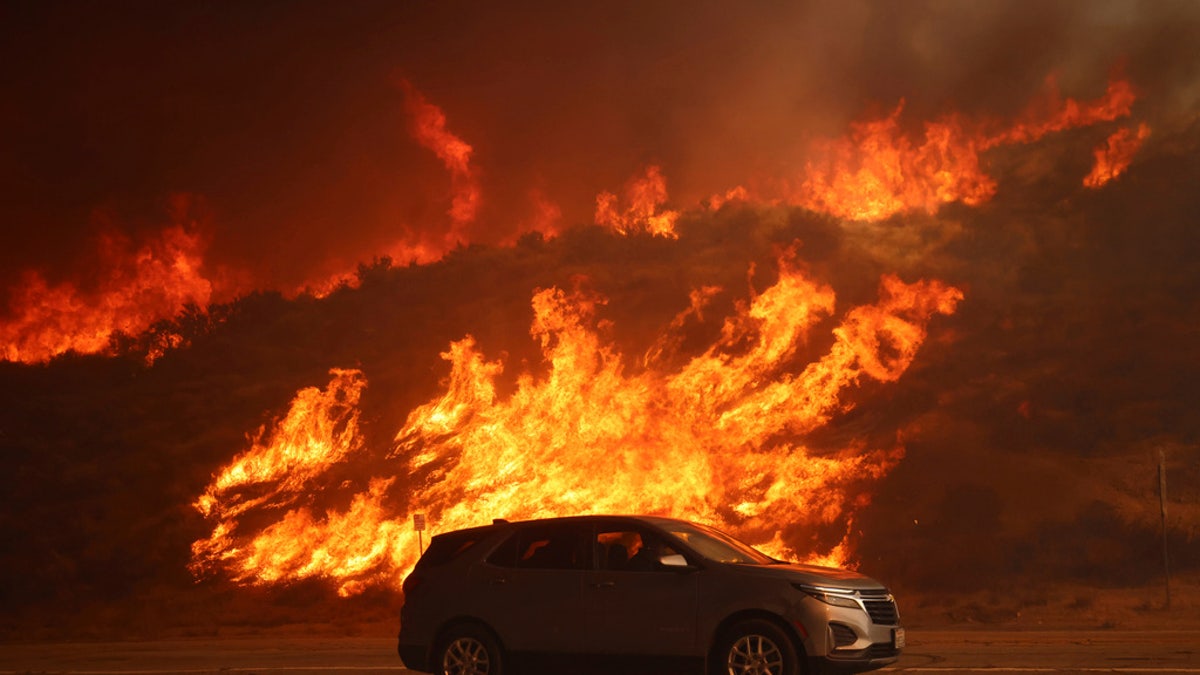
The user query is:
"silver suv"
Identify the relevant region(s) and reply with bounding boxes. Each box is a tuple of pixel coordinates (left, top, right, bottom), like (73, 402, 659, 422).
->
(398, 515, 903, 675)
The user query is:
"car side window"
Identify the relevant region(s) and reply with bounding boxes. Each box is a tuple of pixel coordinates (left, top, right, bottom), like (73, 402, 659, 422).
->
(487, 524, 589, 570)
(519, 524, 589, 570)
(595, 527, 680, 572)
(485, 531, 521, 568)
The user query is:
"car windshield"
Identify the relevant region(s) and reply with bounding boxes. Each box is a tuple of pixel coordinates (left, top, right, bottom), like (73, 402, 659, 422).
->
(661, 521, 775, 565)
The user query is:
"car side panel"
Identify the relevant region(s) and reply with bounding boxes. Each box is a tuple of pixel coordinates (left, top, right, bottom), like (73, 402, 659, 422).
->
(468, 563, 587, 653)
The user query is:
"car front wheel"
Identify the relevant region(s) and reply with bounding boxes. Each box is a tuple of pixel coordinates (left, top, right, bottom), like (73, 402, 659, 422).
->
(436, 623, 504, 675)
(713, 618, 801, 675)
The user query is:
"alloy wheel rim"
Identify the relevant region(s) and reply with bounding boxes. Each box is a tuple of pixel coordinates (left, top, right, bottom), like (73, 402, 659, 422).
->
(727, 633, 784, 675)
(443, 636, 491, 675)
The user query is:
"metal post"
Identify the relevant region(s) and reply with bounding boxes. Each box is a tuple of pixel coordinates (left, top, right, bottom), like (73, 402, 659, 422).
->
(414, 513, 427, 556)
(1158, 449, 1171, 610)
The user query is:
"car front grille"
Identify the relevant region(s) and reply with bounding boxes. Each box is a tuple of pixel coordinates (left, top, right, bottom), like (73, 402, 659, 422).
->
(859, 588, 899, 625)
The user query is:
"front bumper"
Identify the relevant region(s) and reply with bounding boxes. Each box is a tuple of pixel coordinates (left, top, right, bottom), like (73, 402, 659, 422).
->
(812, 641, 901, 673)
(793, 591, 903, 673)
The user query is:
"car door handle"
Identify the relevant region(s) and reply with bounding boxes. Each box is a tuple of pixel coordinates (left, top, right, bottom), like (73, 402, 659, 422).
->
(489, 576, 508, 585)
(589, 581, 616, 590)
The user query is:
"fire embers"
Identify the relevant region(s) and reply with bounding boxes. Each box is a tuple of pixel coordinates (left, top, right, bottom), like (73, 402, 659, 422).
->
(190, 250, 961, 595)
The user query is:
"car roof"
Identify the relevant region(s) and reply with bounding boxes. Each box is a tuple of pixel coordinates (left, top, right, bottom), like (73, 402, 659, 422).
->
(430, 514, 692, 539)
(498, 514, 690, 527)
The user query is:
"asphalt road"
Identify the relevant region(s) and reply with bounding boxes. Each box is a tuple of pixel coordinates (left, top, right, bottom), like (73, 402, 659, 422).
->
(1, 630, 1197, 674)
(887, 630, 1200, 673)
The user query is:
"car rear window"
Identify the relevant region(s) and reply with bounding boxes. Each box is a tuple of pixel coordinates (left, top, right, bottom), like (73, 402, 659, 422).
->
(415, 530, 488, 569)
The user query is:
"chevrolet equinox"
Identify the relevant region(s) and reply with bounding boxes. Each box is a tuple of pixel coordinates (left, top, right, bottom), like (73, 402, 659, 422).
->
(397, 515, 903, 675)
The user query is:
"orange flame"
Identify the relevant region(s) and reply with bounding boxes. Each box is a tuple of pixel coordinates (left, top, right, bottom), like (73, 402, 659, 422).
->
(1, 200, 216, 363)
(297, 82, 484, 298)
(792, 103, 995, 221)
(194, 369, 367, 521)
(595, 165, 680, 237)
(707, 185, 750, 211)
(789, 76, 1140, 221)
(1083, 123, 1151, 188)
(191, 251, 961, 594)
(398, 79, 480, 234)
(983, 77, 1137, 148)
(514, 188, 565, 242)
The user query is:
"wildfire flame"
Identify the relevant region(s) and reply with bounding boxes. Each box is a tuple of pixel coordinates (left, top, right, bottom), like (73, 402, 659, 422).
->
(792, 102, 995, 221)
(299, 82, 485, 297)
(595, 165, 680, 237)
(4, 68, 1151, 598)
(707, 186, 750, 211)
(194, 369, 367, 521)
(788, 76, 1142, 221)
(0, 197, 216, 364)
(1083, 123, 1151, 188)
(983, 77, 1137, 147)
(191, 250, 962, 595)
(3, 75, 1147, 362)
(398, 78, 481, 236)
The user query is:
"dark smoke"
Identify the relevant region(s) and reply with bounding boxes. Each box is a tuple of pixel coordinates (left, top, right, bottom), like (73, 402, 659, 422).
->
(2, 1, 1197, 290)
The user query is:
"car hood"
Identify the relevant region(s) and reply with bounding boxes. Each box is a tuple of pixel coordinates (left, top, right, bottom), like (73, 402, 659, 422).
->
(729, 562, 887, 589)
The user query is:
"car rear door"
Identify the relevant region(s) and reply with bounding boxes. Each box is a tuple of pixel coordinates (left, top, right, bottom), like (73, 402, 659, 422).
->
(470, 522, 589, 653)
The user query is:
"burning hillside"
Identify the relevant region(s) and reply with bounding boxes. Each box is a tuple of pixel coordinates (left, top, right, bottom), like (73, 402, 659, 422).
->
(0, 73, 1144, 364)
(180, 69, 1154, 595)
(190, 251, 961, 594)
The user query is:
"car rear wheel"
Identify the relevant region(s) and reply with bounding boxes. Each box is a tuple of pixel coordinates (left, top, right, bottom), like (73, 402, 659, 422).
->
(713, 619, 801, 675)
(436, 624, 504, 675)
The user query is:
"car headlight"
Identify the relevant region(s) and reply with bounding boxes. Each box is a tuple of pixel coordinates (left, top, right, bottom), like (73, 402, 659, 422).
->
(794, 583, 861, 609)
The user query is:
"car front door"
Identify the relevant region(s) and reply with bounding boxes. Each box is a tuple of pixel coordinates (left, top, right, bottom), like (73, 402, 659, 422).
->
(581, 521, 700, 656)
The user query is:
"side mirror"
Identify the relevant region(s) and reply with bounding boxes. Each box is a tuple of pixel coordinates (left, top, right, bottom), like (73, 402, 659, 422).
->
(659, 553, 687, 567)
(659, 553, 698, 572)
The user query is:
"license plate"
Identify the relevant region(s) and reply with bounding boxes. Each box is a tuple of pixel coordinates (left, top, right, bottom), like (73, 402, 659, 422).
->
(893, 627, 906, 649)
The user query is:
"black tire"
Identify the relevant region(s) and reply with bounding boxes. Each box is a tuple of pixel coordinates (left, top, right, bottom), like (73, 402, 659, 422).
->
(711, 618, 801, 675)
(435, 623, 504, 675)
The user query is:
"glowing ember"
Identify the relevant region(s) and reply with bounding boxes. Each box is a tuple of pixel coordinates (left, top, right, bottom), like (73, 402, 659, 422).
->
(1083, 123, 1151, 188)
(0, 206, 216, 364)
(789, 77, 1140, 221)
(191, 251, 961, 594)
(595, 165, 680, 237)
